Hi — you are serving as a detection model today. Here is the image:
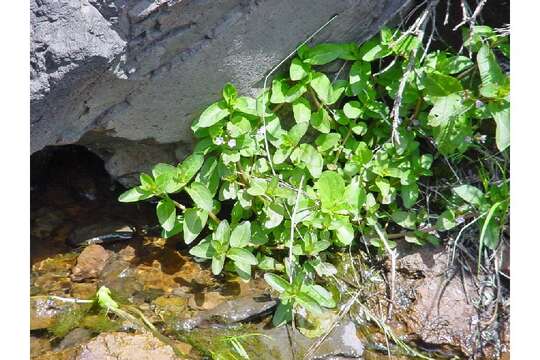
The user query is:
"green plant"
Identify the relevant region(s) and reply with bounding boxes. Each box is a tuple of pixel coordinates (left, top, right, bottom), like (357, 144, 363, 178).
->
(119, 25, 509, 324)
(212, 333, 272, 360)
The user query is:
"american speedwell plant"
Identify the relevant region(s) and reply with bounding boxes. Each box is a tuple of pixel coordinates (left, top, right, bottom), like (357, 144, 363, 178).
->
(119, 25, 509, 325)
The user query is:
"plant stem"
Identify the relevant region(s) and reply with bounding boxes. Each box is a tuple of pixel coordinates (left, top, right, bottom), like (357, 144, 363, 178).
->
(333, 128, 352, 165)
(308, 88, 323, 110)
(173, 199, 220, 223)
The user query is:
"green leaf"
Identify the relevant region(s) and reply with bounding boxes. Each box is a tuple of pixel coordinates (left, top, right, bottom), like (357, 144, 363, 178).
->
(270, 79, 306, 104)
(343, 101, 362, 119)
(272, 301, 293, 327)
(436, 209, 457, 231)
(446, 55, 474, 74)
(423, 71, 463, 96)
(390, 34, 420, 55)
(273, 147, 293, 165)
(375, 178, 394, 204)
(352, 142, 373, 166)
(344, 177, 366, 216)
(118, 187, 153, 202)
(192, 100, 230, 130)
(153, 163, 180, 193)
(227, 247, 258, 265)
(186, 182, 214, 212)
(234, 260, 252, 281)
(230, 338, 250, 359)
(315, 133, 341, 152)
(247, 178, 268, 196)
(183, 208, 208, 244)
(292, 97, 311, 123)
(349, 61, 374, 100)
(220, 181, 238, 200)
(477, 45, 506, 98)
(303, 284, 336, 308)
(480, 201, 505, 251)
(178, 154, 205, 186)
(295, 292, 322, 314)
(301, 43, 357, 65)
(189, 238, 214, 259)
(312, 240, 332, 254)
(96, 286, 119, 310)
(453, 185, 484, 207)
(157, 198, 176, 231)
(227, 115, 252, 138)
(234, 96, 258, 116)
(290, 144, 324, 178)
(229, 221, 251, 248)
(310, 73, 343, 105)
(352, 122, 367, 135)
(334, 221, 354, 246)
(286, 122, 309, 146)
(310, 108, 332, 133)
(139, 173, 155, 191)
(360, 39, 392, 62)
(290, 57, 310, 81)
(258, 255, 277, 271)
(315, 171, 345, 211)
(237, 189, 253, 209)
(264, 273, 290, 293)
(489, 101, 510, 151)
(222, 83, 237, 106)
(401, 184, 419, 209)
(195, 156, 219, 196)
(213, 220, 231, 244)
(212, 255, 226, 275)
(427, 93, 465, 127)
(391, 210, 416, 230)
(264, 203, 285, 229)
(161, 218, 182, 239)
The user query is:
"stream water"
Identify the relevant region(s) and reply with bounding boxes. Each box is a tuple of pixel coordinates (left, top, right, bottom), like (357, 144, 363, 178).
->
(30, 145, 508, 359)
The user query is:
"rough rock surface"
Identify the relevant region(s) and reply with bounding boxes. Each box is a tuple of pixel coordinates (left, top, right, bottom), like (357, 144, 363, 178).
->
(259, 320, 364, 359)
(174, 294, 277, 330)
(71, 244, 112, 281)
(31, 0, 411, 184)
(392, 243, 481, 357)
(75, 332, 177, 360)
(30, 296, 79, 330)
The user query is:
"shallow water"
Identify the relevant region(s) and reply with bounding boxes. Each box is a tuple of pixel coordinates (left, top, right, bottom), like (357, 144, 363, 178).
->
(30, 145, 506, 359)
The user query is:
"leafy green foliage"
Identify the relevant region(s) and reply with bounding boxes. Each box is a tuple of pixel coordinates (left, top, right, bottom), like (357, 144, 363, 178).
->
(118, 25, 509, 325)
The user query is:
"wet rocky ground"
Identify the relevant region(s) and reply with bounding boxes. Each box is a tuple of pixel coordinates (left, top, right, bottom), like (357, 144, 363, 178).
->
(30, 146, 509, 359)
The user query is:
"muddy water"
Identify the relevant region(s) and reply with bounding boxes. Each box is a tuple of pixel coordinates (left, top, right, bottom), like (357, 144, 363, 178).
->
(30, 146, 507, 359)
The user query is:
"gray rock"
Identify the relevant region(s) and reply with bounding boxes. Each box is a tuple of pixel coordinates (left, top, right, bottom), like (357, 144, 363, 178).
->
(174, 294, 278, 330)
(258, 321, 364, 360)
(67, 220, 136, 247)
(31, 0, 412, 184)
(30, 296, 80, 330)
(56, 328, 93, 350)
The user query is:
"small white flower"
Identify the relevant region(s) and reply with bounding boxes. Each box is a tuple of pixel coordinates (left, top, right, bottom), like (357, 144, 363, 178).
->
(214, 136, 224, 145)
(456, 216, 465, 224)
(257, 127, 266, 136)
(227, 139, 236, 148)
(475, 100, 485, 109)
(464, 136, 472, 143)
(476, 134, 487, 144)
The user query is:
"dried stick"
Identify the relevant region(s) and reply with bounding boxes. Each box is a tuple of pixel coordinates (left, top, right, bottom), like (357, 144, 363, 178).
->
(453, 0, 488, 31)
(390, 1, 437, 145)
(372, 223, 397, 319)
